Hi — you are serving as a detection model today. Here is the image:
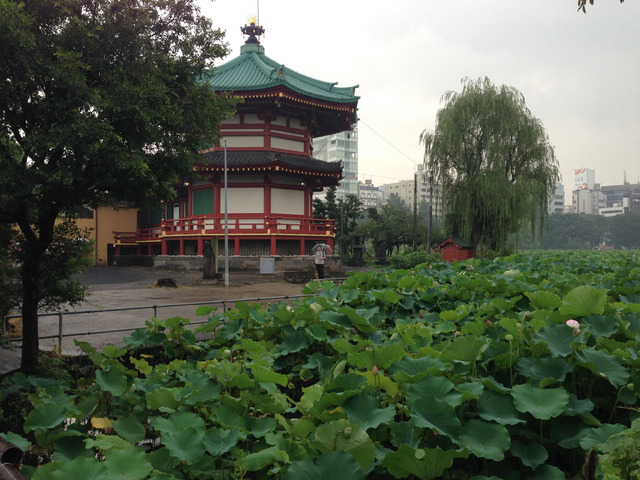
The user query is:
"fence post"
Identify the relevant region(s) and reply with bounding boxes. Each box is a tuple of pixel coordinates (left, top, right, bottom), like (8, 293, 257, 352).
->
(153, 305, 157, 318)
(58, 313, 63, 349)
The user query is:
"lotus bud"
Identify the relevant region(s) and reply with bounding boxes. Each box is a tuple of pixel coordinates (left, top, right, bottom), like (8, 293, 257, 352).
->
(627, 383, 634, 390)
(565, 319, 581, 335)
(372, 364, 379, 376)
(485, 319, 492, 327)
(505, 334, 513, 342)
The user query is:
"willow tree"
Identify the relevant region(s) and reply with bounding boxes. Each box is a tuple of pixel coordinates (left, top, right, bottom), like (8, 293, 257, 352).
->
(578, 0, 624, 13)
(420, 77, 560, 254)
(0, 0, 234, 373)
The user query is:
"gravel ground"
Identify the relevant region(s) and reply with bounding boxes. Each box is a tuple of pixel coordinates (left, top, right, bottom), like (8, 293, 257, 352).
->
(1, 266, 314, 375)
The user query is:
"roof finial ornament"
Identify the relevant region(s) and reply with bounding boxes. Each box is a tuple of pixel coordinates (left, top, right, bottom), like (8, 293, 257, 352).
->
(241, 17, 265, 45)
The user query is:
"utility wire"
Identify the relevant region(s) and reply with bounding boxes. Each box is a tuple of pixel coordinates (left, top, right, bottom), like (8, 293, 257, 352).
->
(359, 119, 418, 168)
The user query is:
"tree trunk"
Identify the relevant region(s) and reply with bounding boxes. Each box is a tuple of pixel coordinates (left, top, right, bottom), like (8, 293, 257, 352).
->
(20, 255, 40, 374)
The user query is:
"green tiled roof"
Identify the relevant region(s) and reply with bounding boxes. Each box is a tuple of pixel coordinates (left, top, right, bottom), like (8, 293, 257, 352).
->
(205, 44, 358, 104)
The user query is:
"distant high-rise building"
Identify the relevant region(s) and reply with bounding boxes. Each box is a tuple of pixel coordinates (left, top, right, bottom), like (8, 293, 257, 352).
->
(574, 168, 596, 191)
(313, 126, 358, 199)
(384, 165, 443, 219)
(358, 179, 383, 208)
(548, 184, 565, 214)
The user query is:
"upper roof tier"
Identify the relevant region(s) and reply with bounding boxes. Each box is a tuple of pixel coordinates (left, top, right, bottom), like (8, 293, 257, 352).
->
(203, 20, 359, 136)
(209, 43, 359, 104)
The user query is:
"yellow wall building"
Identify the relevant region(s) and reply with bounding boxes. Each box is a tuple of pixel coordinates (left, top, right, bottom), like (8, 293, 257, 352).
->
(75, 206, 138, 266)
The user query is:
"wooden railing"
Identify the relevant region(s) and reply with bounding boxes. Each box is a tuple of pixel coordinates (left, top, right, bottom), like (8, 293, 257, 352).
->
(114, 216, 335, 243)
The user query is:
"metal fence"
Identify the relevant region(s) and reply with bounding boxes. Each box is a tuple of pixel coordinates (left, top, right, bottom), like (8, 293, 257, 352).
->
(2, 293, 314, 349)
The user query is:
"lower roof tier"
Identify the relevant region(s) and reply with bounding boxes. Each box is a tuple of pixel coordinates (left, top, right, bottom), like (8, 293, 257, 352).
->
(198, 150, 342, 188)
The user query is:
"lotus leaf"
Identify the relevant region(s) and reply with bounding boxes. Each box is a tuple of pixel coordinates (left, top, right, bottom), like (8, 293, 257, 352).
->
(511, 384, 569, 420)
(251, 364, 288, 387)
(526, 464, 566, 480)
(113, 415, 146, 444)
(389, 355, 446, 383)
(560, 285, 608, 317)
(343, 392, 396, 430)
(526, 291, 562, 310)
(31, 456, 109, 480)
(477, 391, 525, 425)
(284, 450, 364, 480)
(517, 356, 573, 385)
(575, 349, 631, 388)
(24, 402, 68, 433)
(439, 335, 487, 364)
(510, 440, 548, 468)
(579, 423, 627, 450)
(457, 419, 511, 461)
(203, 426, 240, 456)
(382, 444, 466, 480)
(535, 323, 578, 357)
(313, 419, 376, 470)
(410, 394, 462, 439)
(406, 376, 461, 407)
(95, 366, 128, 396)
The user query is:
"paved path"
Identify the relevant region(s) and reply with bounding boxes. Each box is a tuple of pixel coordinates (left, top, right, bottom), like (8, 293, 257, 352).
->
(1, 266, 323, 376)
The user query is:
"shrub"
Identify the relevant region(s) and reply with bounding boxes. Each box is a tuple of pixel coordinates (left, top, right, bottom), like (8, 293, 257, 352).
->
(389, 249, 442, 269)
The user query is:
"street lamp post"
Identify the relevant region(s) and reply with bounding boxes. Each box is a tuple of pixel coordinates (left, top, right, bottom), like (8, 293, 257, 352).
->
(427, 171, 433, 254)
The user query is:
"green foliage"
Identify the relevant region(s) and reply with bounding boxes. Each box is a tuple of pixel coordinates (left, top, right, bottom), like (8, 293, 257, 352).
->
(357, 200, 412, 260)
(421, 77, 560, 253)
(314, 188, 363, 255)
(0, 0, 234, 372)
(596, 417, 640, 479)
(1, 250, 639, 479)
(389, 250, 443, 270)
(524, 212, 640, 250)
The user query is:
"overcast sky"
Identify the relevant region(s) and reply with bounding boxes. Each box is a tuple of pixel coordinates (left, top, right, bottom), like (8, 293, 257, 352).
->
(197, 0, 639, 196)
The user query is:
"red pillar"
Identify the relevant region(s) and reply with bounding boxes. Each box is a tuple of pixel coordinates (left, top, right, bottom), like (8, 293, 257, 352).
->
(161, 239, 168, 255)
(304, 188, 311, 216)
(264, 176, 272, 215)
(299, 239, 305, 256)
(270, 235, 277, 256)
(197, 237, 204, 255)
(234, 237, 240, 256)
(179, 238, 185, 256)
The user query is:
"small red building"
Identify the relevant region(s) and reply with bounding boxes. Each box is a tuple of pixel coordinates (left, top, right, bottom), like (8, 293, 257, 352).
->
(436, 237, 478, 263)
(113, 19, 358, 260)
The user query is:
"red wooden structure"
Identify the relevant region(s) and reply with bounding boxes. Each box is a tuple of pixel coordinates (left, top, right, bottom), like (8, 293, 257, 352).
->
(436, 237, 478, 263)
(112, 19, 358, 259)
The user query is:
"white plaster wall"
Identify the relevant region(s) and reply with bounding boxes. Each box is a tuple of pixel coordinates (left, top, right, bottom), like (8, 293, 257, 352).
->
(272, 188, 304, 215)
(224, 136, 264, 148)
(224, 187, 264, 213)
(272, 137, 304, 152)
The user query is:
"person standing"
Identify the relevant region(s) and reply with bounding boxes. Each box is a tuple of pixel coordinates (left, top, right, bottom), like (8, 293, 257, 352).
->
(314, 245, 326, 279)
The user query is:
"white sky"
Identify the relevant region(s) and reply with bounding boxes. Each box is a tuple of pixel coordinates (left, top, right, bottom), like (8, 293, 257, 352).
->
(197, 0, 640, 195)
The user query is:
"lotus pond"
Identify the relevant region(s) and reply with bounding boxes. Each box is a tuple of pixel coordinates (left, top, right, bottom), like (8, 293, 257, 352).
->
(1, 250, 640, 479)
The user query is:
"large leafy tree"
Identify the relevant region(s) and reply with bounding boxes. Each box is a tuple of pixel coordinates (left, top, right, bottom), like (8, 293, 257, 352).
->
(420, 77, 560, 253)
(0, 0, 234, 373)
(313, 188, 362, 255)
(358, 198, 413, 260)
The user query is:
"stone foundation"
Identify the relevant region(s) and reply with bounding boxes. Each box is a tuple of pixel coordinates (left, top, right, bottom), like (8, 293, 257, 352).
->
(151, 255, 342, 279)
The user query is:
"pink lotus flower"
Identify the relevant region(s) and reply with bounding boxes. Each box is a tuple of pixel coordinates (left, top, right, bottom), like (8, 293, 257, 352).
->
(566, 319, 581, 335)
(372, 365, 379, 376)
